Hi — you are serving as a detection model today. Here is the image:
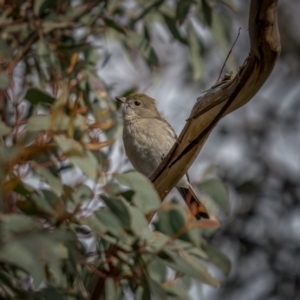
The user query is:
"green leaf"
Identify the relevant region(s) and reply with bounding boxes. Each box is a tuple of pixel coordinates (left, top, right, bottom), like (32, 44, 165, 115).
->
(187, 24, 203, 80)
(0, 216, 69, 287)
(127, 32, 159, 67)
(69, 150, 98, 180)
(204, 244, 231, 275)
(176, 0, 193, 25)
(43, 21, 72, 33)
(37, 287, 65, 300)
(154, 205, 201, 246)
(145, 231, 169, 253)
(0, 241, 45, 287)
(102, 196, 131, 229)
(96, 209, 131, 242)
(146, 276, 167, 299)
(163, 14, 187, 44)
(130, 0, 165, 26)
(140, 274, 151, 300)
(155, 206, 186, 237)
(128, 206, 149, 237)
(105, 277, 117, 300)
(33, 162, 63, 196)
(172, 239, 208, 260)
(27, 115, 50, 131)
(147, 258, 166, 283)
(72, 184, 93, 203)
(0, 37, 11, 59)
(39, 0, 59, 15)
(0, 120, 11, 136)
(0, 72, 10, 89)
(80, 214, 107, 235)
(144, 23, 151, 41)
(161, 245, 220, 287)
(1, 214, 35, 234)
(30, 193, 55, 216)
(34, 0, 45, 16)
(104, 17, 126, 35)
(0, 270, 25, 296)
(115, 172, 161, 215)
(54, 135, 84, 156)
(25, 88, 56, 106)
(211, 12, 235, 71)
(165, 285, 190, 300)
(202, 0, 212, 26)
(220, 0, 238, 12)
(197, 178, 230, 214)
(13, 182, 34, 196)
(41, 189, 64, 216)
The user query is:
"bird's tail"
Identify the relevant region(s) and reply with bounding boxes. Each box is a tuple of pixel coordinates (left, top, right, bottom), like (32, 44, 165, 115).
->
(177, 185, 209, 220)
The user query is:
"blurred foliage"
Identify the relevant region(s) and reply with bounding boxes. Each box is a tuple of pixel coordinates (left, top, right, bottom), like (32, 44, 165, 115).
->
(0, 0, 234, 299)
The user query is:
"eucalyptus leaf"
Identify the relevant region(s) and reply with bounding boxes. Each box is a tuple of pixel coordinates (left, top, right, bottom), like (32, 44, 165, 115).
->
(187, 24, 203, 80)
(69, 150, 98, 180)
(104, 17, 126, 35)
(165, 285, 190, 300)
(27, 115, 50, 131)
(127, 32, 159, 67)
(115, 172, 161, 214)
(204, 244, 231, 275)
(147, 258, 166, 283)
(54, 135, 84, 156)
(0, 37, 10, 59)
(0, 120, 11, 136)
(154, 205, 201, 246)
(105, 277, 117, 300)
(161, 245, 220, 287)
(202, 0, 212, 26)
(0, 72, 10, 89)
(0, 242, 45, 287)
(147, 276, 167, 299)
(163, 14, 187, 44)
(101, 196, 131, 229)
(25, 88, 56, 106)
(211, 12, 236, 71)
(176, 0, 193, 25)
(33, 162, 63, 196)
(30, 193, 55, 216)
(128, 206, 149, 237)
(197, 178, 230, 214)
(80, 214, 107, 234)
(96, 209, 131, 242)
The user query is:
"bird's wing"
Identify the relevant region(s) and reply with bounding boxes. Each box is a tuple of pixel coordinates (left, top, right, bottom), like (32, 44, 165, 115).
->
(154, 117, 193, 181)
(154, 117, 177, 139)
(155, 117, 193, 181)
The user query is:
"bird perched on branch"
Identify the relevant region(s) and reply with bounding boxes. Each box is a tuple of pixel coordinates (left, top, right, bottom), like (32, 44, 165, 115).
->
(116, 93, 209, 220)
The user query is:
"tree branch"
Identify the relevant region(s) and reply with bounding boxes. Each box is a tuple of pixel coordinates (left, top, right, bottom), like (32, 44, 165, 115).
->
(149, 0, 281, 214)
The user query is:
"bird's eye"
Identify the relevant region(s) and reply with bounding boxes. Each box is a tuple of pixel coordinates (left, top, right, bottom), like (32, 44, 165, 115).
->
(134, 101, 141, 106)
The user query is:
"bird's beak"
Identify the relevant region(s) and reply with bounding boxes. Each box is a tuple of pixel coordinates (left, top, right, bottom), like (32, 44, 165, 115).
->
(115, 97, 126, 104)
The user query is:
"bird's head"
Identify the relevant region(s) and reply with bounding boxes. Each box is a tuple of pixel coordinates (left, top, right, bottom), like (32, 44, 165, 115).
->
(115, 93, 160, 121)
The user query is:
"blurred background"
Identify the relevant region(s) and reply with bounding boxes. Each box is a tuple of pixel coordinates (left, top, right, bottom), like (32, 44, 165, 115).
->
(99, 1, 300, 299)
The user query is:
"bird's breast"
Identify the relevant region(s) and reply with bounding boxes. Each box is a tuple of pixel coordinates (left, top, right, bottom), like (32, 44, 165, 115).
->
(123, 118, 175, 176)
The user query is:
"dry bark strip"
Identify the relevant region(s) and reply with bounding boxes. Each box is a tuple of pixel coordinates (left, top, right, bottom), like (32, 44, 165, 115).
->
(90, 0, 281, 298)
(149, 0, 281, 212)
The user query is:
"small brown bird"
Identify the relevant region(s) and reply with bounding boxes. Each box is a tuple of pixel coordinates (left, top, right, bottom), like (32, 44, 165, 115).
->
(116, 93, 209, 219)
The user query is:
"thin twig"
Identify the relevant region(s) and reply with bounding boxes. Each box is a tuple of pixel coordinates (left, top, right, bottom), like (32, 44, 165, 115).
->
(215, 27, 241, 83)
